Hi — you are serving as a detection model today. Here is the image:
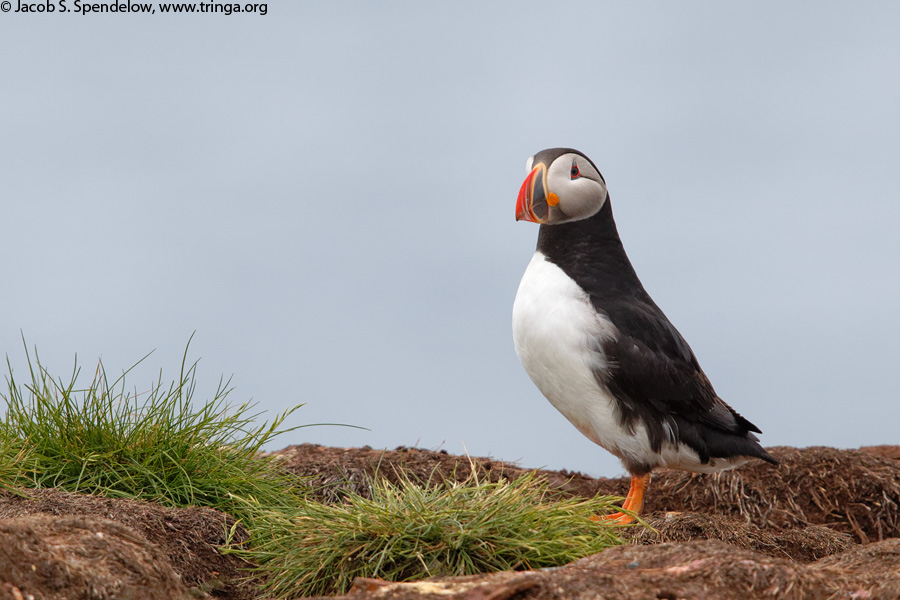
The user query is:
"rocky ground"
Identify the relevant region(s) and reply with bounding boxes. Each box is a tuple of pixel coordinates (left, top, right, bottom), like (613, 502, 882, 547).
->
(1, 444, 898, 600)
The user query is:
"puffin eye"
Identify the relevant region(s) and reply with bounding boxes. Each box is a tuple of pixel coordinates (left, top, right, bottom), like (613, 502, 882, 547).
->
(570, 162, 581, 179)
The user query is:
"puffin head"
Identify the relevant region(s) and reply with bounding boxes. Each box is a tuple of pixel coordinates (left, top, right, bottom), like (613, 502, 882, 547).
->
(516, 148, 608, 224)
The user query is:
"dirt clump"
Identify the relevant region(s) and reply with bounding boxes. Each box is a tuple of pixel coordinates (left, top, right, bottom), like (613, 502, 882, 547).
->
(0, 488, 254, 600)
(0, 514, 191, 600)
(644, 446, 900, 543)
(627, 512, 855, 562)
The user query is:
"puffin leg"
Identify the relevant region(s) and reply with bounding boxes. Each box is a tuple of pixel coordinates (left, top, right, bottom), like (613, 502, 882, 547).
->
(591, 473, 651, 525)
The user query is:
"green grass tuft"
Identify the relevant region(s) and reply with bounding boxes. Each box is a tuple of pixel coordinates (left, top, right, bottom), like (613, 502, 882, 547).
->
(238, 470, 626, 598)
(0, 340, 305, 523)
(1, 341, 627, 598)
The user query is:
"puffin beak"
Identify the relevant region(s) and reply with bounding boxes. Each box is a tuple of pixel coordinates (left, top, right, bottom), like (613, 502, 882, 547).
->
(516, 163, 557, 223)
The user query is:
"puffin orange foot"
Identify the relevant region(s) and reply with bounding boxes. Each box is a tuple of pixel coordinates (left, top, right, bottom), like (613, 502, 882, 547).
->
(592, 473, 650, 525)
(591, 511, 636, 525)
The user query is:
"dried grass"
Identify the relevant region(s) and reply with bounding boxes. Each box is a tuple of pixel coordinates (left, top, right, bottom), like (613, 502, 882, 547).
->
(647, 446, 900, 543)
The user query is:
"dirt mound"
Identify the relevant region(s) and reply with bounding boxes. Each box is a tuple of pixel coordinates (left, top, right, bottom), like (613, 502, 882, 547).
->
(313, 539, 900, 600)
(645, 446, 900, 543)
(627, 512, 855, 562)
(0, 488, 254, 600)
(0, 514, 191, 600)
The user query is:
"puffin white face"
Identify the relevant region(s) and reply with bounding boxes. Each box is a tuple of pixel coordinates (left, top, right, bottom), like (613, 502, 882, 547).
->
(516, 150, 608, 225)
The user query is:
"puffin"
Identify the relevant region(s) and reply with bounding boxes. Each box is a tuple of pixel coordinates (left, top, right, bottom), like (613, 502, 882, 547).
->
(512, 148, 777, 523)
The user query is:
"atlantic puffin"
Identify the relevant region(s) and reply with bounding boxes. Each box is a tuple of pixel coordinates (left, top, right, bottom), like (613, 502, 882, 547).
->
(512, 148, 776, 523)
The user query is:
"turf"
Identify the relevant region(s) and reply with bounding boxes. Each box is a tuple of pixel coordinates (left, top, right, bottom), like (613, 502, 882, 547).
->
(0, 340, 304, 525)
(1, 340, 626, 598)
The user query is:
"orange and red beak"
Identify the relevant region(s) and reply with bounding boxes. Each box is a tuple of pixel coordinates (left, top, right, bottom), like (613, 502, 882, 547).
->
(516, 163, 558, 223)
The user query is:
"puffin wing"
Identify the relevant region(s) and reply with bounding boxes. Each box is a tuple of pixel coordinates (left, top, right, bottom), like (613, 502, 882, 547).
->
(594, 295, 766, 461)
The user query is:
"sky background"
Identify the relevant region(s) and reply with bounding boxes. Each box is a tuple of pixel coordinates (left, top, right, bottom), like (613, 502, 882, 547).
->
(2, 2, 898, 478)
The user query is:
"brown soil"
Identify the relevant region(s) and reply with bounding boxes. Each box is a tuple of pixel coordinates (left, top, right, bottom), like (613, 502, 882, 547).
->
(0, 514, 191, 600)
(0, 488, 254, 600)
(1, 444, 898, 600)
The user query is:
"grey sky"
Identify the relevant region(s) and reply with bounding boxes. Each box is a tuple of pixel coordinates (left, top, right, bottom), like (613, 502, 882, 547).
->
(2, 2, 898, 477)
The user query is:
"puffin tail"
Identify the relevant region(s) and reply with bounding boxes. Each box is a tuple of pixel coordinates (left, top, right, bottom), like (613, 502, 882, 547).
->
(750, 443, 779, 466)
